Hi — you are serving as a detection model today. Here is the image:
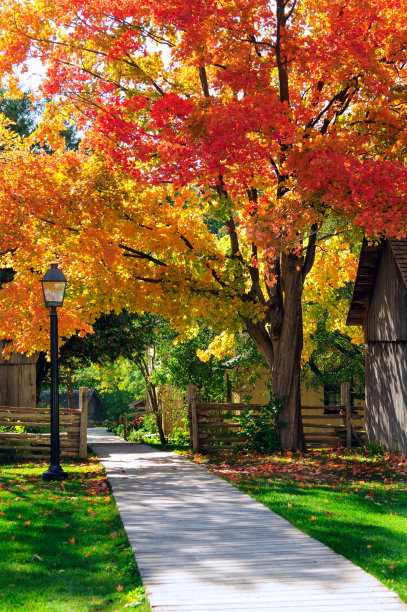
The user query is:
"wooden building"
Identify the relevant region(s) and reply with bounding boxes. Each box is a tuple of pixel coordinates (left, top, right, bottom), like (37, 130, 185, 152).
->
(0, 344, 41, 407)
(38, 389, 103, 423)
(347, 238, 407, 454)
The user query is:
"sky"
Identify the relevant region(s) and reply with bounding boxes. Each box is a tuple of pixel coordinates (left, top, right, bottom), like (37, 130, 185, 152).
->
(17, 57, 45, 92)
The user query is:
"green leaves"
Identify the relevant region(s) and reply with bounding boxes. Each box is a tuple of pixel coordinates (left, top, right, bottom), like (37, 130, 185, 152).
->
(233, 395, 284, 454)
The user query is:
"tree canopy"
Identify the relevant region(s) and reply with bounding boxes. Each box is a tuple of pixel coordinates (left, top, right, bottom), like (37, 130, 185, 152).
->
(0, 0, 406, 447)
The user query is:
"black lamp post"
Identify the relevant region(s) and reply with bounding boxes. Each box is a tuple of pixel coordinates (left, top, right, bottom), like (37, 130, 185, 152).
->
(41, 263, 68, 481)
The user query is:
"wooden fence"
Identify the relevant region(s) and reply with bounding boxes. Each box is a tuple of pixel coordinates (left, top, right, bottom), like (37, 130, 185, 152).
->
(187, 383, 366, 453)
(0, 386, 88, 460)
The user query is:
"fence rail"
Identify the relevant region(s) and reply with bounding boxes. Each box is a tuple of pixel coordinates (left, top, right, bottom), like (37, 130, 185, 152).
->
(0, 386, 88, 460)
(187, 383, 366, 453)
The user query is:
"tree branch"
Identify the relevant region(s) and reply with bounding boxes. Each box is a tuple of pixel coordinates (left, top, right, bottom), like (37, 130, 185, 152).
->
(276, 0, 290, 104)
(302, 222, 319, 280)
(199, 66, 210, 97)
(119, 243, 168, 266)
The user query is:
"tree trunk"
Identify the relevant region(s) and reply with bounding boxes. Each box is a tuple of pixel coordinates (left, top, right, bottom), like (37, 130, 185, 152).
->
(272, 252, 306, 451)
(35, 352, 49, 404)
(244, 251, 306, 451)
(147, 383, 167, 444)
(66, 368, 75, 411)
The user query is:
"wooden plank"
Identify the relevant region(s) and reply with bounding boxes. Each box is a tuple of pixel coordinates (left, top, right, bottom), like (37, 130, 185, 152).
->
(0, 438, 79, 447)
(0, 420, 51, 427)
(0, 415, 49, 420)
(0, 411, 49, 417)
(303, 423, 342, 429)
(0, 445, 50, 452)
(199, 422, 242, 428)
(302, 414, 362, 420)
(0, 432, 72, 439)
(198, 435, 241, 442)
(0, 406, 78, 414)
(301, 405, 344, 411)
(0, 404, 49, 410)
(304, 436, 343, 442)
(0, 412, 78, 420)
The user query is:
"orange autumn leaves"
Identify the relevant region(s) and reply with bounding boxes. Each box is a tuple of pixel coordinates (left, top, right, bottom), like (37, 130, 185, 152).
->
(0, 0, 406, 364)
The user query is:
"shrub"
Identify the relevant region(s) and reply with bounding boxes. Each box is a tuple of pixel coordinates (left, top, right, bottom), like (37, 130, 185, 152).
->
(233, 395, 283, 454)
(169, 426, 190, 446)
(110, 423, 124, 437)
(364, 440, 387, 457)
(132, 416, 144, 431)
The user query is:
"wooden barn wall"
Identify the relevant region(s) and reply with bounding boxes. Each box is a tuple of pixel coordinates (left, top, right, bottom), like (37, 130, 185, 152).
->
(0, 363, 37, 407)
(365, 341, 407, 455)
(0, 345, 39, 407)
(366, 241, 407, 342)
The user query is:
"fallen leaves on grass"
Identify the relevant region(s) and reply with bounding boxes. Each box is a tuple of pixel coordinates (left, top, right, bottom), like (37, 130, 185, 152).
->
(191, 448, 407, 487)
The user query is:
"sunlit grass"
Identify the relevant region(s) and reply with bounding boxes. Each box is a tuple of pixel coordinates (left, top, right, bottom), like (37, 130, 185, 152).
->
(0, 458, 149, 611)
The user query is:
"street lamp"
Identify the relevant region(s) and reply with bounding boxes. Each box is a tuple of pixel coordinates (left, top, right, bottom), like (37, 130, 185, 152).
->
(41, 263, 68, 481)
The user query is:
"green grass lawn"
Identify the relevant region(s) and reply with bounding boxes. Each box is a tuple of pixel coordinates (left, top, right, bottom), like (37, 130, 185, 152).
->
(192, 447, 407, 604)
(0, 457, 149, 611)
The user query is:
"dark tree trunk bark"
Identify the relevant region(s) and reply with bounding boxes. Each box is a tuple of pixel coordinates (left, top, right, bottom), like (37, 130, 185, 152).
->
(66, 368, 75, 411)
(272, 252, 306, 451)
(243, 250, 310, 451)
(147, 383, 167, 444)
(35, 351, 49, 404)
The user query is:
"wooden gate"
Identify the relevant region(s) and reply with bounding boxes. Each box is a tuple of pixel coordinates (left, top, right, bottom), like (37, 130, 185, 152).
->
(188, 383, 366, 453)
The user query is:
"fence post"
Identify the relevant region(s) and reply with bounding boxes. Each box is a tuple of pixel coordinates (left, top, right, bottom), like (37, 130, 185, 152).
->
(124, 413, 128, 440)
(341, 382, 352, 449)
(79, 386, 88, 459)
(187, 385, 199, 452)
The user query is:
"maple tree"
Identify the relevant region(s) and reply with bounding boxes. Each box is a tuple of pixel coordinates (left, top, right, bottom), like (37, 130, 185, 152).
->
(1, 0, 407, 449)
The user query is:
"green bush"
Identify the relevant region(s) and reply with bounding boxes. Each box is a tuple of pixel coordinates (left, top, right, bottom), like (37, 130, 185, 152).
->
(233, 395, 283, 454)
(126, 429, 160, 443)
(169, 426, 190, 446)
(110, 423, 124, 437)
(364, 440, 387, 457)
(125, 414, 160, 443)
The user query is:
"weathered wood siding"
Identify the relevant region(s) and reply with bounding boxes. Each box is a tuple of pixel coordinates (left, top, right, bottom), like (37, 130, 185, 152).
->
(365, 341, 407, 454)
(0, 345, 40, 407)
(366, 241, 407, 341)
(363, 242, 407, 454)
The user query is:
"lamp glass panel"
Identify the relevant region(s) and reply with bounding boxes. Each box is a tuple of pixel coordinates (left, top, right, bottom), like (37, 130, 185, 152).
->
(42, 281, 66, 307)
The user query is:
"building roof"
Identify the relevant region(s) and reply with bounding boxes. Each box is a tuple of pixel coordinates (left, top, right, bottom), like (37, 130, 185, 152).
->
(347, 238, 407, 326)
(128, 397, 146, 409)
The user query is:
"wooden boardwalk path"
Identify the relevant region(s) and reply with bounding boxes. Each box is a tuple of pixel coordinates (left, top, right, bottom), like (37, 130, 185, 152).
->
(88, 428, 407, 612)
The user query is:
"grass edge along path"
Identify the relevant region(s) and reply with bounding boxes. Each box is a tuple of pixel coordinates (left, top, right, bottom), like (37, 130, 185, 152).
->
(0, 456, 150, 611)
(187, 447, 407, 605)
